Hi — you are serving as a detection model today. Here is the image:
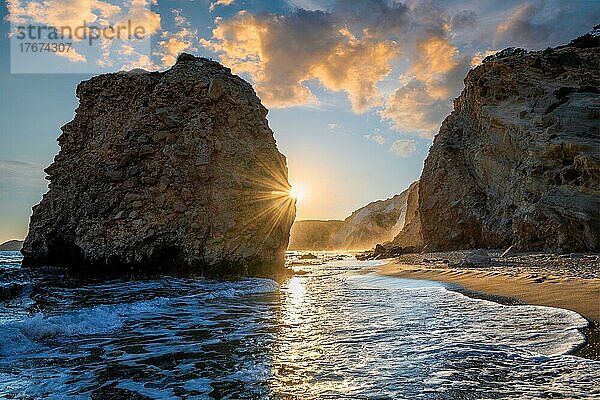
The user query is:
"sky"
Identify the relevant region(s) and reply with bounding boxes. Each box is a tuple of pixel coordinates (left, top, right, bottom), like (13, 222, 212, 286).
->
(0, 0, 599, 243)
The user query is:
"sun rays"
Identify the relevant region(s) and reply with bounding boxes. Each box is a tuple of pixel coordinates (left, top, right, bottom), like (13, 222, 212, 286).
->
(289, 184, 304, 201)
(233, 155, 298, 250)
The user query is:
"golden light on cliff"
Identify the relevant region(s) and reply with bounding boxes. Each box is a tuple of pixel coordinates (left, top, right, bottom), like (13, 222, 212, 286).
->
(236, 156, 297, 245)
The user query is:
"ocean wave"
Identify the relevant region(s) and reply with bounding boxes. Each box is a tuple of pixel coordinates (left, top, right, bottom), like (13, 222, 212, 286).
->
(189, 278, 278, 300)
(0, 255, 598, 399)
(0, 296, 170, 358)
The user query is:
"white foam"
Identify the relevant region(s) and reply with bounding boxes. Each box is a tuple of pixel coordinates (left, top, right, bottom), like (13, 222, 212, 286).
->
(203, 279, 278, 299)
(355, 271, 591, 358)
(19, 308, 123, 339)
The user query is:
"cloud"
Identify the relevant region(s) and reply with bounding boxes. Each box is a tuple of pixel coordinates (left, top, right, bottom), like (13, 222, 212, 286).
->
(470, 49, 499, 67)
(450, 10, 478, 31)
(494, 3, 551, 49)
(372, 134, 386, 145)
(120, 53, 154, 70)
(155, 9, 198, 68)
(210, 0, 235, 12)
(200, 0, 477, 136)
(381, 34, 471, 137)
(6, 0, 160, 69)
(332, 0, 409, 38)
(286, 0, 331, 11)
(492, 1, 600, 50)
(0, 159, 46, 188)
(6, 0, 160, 37)
(55, 46, 87, 62)
(200, 3, 402, 112)
(381, 80, 448, 136)
(6, 0, 119, 28)
(389, 140, 416, 158)
(364, 134, 386, 145)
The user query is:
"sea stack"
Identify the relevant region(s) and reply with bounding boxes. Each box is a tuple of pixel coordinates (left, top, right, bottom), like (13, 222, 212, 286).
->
(418, 31, 599, 252)
(22, 54, 296, 276)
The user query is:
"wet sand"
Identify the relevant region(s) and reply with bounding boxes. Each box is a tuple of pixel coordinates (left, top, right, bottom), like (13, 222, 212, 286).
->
(378, 251, 600, 360)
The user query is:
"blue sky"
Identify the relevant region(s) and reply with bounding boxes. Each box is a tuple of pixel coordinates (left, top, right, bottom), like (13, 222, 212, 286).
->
(1, 0, 599, 242)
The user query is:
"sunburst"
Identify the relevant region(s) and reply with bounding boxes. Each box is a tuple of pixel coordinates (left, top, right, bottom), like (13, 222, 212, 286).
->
(231, 155, 298, 250)
(289, 184, 304, 201)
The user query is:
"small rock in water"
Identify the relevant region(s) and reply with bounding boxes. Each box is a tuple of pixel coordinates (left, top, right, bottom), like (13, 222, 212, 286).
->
(374, 244, 387, 256)
(299, 253, 318, 260)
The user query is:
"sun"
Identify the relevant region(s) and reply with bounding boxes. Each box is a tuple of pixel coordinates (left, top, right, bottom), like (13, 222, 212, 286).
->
(289, 184, 304, 201)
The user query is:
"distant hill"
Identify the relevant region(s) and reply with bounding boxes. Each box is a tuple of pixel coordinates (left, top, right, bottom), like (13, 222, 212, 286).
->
(288, 220, 345, 251)
(0, 240, 24, 251)
(289, 184, 414, 251)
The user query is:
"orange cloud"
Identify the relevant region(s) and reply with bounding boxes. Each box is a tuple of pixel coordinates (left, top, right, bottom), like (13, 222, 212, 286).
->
(209, 0, 235, 12)
(198, 1, 478, 137)
(381, 36, 470, 137)
(470, 49, 499, 66)
(381, 80, 450, 137)
(155, 9, 198, 68)
(7, 0, 160, 68)
(201, 11, 399, 112)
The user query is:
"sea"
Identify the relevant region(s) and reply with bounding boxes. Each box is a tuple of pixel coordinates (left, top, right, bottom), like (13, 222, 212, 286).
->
(0, 251, 598, 399)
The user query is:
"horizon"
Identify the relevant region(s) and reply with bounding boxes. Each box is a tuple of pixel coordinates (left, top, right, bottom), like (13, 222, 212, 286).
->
(1, 0, 599, 243)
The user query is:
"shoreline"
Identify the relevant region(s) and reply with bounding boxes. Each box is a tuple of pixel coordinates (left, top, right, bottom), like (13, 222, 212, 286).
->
(378, 260, 600, 360)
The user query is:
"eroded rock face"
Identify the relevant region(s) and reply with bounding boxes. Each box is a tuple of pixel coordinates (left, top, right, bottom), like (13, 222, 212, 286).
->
(288, 220, 345, 251)
(390, 181, 423, 249)
(419, 38, 599, 252)
(289, 188, 411, 250)
(22, 54, 295, 276)
(332, 190, 410, 250)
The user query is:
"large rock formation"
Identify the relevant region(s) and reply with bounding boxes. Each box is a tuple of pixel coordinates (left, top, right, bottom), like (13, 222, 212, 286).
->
(418, 32, 599, 252)
(390, 181, 422, 248)
(289, 188, 411, 250)
(22, 54, 296, 276)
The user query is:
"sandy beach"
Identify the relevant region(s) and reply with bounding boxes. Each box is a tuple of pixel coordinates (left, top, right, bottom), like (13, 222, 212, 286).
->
(379, 251, 600, 359)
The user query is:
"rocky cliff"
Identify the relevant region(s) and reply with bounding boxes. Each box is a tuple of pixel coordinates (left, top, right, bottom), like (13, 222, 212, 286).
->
(289, 188, 411, 250)
(390, 181, 422, 248)
(418, 32, 600, 252)
(22, 54, 295, 276)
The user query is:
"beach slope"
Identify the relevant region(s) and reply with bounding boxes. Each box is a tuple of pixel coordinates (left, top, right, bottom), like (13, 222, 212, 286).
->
(379, 251, 599, 359)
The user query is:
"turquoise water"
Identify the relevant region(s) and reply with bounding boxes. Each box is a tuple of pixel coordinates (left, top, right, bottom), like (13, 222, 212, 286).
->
(0, 251, 598, 399)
